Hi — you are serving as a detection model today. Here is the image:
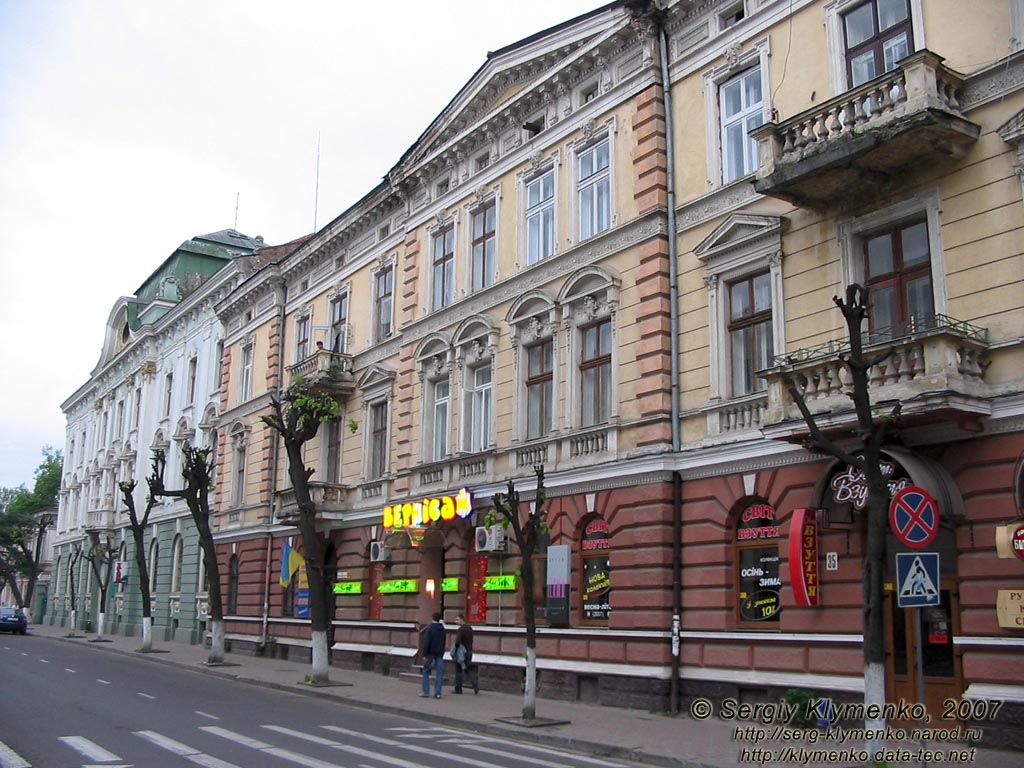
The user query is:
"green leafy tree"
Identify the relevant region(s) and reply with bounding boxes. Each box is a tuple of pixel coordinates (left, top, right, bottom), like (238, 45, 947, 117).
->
(261, 380, 340, 684)
(0, 448, 61, 612)
(489, 465, 548, 721)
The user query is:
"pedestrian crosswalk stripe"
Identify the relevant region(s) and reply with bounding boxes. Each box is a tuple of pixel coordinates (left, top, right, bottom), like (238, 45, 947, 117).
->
(264, 724, 426, 768)
(323, 725, 516, 768)
(0, 741, 30, 768)
(203, 727, 343, 768)
(135, 731, 241, 768)
(58, 736, 121, 762)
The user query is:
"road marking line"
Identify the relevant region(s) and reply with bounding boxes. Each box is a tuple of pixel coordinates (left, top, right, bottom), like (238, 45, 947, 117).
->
(65, 668, 77, 673)
(202, 727, 341, 768)
(135, 731, 240, 768)
(322, 725, 496, 768)
(263, 726, 424, 768)
(195, 711, 220, 720)
(39, 659, 49, 664)
(97, 679, 111, 685)
(58, 736, 121, 762)
(0, 740, 30, 768)
(137, 692, 156, 699)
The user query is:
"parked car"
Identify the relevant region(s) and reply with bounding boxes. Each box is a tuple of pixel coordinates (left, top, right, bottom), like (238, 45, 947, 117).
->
(0, 606, 28, 635)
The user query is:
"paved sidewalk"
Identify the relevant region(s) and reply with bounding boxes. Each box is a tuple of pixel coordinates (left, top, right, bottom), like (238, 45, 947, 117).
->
(25, 622, 1023, 768)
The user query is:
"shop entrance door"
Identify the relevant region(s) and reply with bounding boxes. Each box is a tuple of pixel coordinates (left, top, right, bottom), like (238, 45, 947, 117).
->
(884, 575, 963, 722)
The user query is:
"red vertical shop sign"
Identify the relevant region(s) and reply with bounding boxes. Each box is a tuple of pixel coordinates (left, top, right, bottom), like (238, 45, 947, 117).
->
(789, 508, 820, 607)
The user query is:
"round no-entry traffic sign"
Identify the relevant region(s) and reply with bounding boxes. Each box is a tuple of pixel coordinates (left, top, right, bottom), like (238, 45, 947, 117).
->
(889, 486, 940, 548)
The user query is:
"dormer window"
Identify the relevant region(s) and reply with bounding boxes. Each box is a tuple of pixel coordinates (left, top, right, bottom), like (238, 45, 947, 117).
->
(475, 153, 491, 173)
(435, 178, 450, 197)
(720, 3, 745, 29)
(523, 116, 545, 139)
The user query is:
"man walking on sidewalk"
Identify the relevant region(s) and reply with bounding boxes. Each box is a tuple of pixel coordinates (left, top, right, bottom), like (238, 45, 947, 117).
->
(420, 612, 446, 699)
(452, 613, 478, 694)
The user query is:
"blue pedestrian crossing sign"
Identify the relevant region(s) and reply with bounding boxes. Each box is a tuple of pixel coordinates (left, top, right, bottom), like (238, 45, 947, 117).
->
(896, 552, 940, 608)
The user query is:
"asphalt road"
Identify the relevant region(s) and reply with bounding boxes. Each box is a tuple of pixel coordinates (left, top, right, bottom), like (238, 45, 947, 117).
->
(0, 634, 635, 768)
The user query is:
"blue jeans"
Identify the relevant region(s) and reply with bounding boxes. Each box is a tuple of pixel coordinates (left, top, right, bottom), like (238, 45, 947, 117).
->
(421, 655, 443, 696)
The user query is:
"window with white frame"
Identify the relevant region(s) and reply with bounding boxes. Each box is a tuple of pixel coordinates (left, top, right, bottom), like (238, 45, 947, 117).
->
(329, 293, 349, 353)
(720, 68, 764, 184)
(578, 138, 610, 240)
(696, 214, 786, 409)
(464, 364, 492, 453)
(187, 357, 198, 405)
(838, 189, 945, 337)
(526, 169, 555, 264)
(369, 400, 389, 478)
(171, 534, 183, 593)
(295, 314, 311, 361)
(163, 373, 173, 419)
(429, 377, 450, 461)
(373, 263, 394, 342)
(471, 200, 496, 292)
(239, 344, 254, 402)
(432, 224, 455, 311)
(508, 296, 558, 443)
(148, 538, 160, 593)
(703, 39, 771, 188)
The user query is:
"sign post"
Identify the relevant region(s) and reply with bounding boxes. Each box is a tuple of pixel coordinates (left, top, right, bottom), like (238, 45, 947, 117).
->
(897, 552, 940, 768)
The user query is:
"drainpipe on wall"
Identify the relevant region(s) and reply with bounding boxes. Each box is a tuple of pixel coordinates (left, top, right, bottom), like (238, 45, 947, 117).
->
(261, 277, 288, 646)
(658, 14, 684, 715)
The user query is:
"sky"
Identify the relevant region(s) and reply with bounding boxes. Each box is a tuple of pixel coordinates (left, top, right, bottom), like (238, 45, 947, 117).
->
(0, 0, 602, 490)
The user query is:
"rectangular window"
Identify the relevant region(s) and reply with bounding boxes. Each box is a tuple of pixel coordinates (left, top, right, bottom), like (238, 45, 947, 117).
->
(374, 266, 394, 341)
(431, 379, 450, 461)
(471, 201, 496, 292)
(370, 401, 388, 478)
(164, 373, 173, 419)
(233, 444, 246, 507)
(116, 400, 125, 440)
(729, 272, 773, 396)
(580, 320, 612, 427)
(526, 170, 555, 264)
(864, 219, 933, 337)
(721, 67, 764, 183)
(432, 225, 455, 311)
(843, 0, 912, 87)
(240, 344, 254, 401)
(187, 357, 198, 405)
(214, 341, 224, 391)
(526, 340, 553, 440)
(464, 365, 492, 453)
(330, 294, 349, 353)
(133, 388, 141, 430)
(325, 419, 342, 484)
(295, 316, 311, 361)
(578, 139, 610, 240)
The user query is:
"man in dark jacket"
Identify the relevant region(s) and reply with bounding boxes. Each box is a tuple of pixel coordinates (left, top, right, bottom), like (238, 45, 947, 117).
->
(420, 612, 446, 698)
(453, 613, 479, 694)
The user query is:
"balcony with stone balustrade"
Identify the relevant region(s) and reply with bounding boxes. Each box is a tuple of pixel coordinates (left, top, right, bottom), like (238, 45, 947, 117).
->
(285, 348, 355, 399)
(760, 314, 990, 442)
(273, 482, 348, 526)
(751, 50, 980, 211)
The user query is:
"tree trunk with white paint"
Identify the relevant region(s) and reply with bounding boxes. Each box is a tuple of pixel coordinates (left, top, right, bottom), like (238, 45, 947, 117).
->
(310, 629, 330, 684)
(95, 610, 105, 641)
(141, 616, 152, 652)
(523, 647, 538, 720)
(207, 619, 225, 665)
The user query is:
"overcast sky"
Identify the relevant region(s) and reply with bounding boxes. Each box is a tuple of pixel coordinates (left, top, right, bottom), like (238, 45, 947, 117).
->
(0, 0, 601, 490)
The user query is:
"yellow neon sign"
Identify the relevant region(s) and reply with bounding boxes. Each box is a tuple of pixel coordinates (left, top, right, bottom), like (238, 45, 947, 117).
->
(382, 488, 473, 530)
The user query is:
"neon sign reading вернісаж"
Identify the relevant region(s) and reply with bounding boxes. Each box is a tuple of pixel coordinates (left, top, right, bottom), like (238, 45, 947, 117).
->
(382, 488, 473, 529)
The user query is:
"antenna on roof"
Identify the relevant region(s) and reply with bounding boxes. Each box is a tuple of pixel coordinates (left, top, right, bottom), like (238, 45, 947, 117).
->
(234, 192, 240, 229)
(313, 130, 321, 233)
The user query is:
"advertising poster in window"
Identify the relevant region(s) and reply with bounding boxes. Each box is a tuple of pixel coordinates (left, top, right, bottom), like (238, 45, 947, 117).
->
(546, 545, 570, 626)
(296, 565, 310, 619)
(582, 517, 611, 621)
(736, 501, 781, 622)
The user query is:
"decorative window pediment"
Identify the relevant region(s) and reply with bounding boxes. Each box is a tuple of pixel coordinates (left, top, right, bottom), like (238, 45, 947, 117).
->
(356, 364, 397, 396)
(696, 213, 786, 271)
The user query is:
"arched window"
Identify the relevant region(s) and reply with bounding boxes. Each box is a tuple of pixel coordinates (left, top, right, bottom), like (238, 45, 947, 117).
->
(734, 497, 782, 627)
(148, 539, 160, 593)
(197, 546, 209, 594)
(580, 515, 612, 624)
(170, 535, 183, 593)
(227, 554, 240, 614)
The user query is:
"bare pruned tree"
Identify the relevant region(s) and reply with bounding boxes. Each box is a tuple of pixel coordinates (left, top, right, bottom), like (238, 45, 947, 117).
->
(118, 476, 158, 651)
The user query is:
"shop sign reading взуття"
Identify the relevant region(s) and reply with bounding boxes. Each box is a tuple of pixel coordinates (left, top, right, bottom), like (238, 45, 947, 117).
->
(382, 488, 473, 529)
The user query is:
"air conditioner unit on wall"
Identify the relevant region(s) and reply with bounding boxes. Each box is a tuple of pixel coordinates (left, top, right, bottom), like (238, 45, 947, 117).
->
(475, 524, 506, 553)
(369, 541, 391, 563)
